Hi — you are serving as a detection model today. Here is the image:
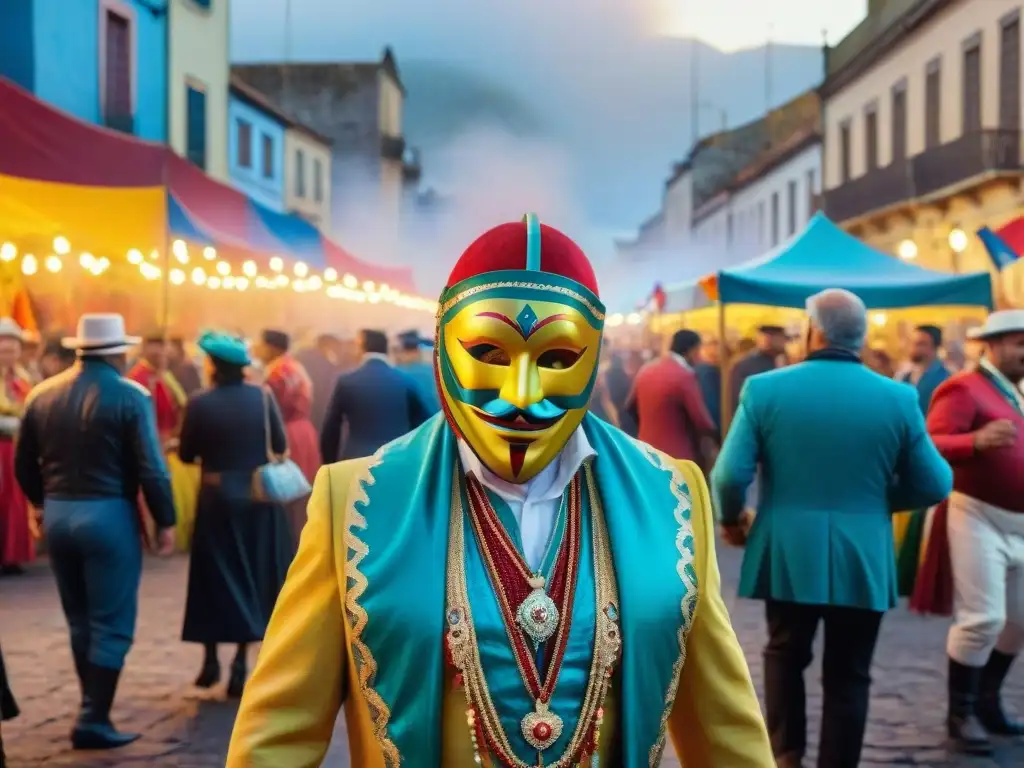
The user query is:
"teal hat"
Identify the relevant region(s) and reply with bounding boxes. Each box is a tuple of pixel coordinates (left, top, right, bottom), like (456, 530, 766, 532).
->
(197, 331, 250, 366)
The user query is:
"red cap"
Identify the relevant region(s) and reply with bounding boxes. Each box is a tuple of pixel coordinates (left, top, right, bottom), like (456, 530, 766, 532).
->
(446, 221, 600, 297)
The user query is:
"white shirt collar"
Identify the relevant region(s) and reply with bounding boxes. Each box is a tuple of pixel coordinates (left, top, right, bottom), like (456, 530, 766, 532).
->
(361, 352, 391, 366)
(670, 352, 692, 372)
(457, 427, 596, 505)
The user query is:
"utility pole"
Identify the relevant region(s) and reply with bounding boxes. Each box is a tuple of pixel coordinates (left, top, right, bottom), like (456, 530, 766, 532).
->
(690, 38, 700, 145)
(282, 0, 293, 109)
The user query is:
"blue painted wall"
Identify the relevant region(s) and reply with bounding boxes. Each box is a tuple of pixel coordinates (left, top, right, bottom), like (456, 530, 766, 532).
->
(0, 0, 166, 141)
(228, 93, 286, 211)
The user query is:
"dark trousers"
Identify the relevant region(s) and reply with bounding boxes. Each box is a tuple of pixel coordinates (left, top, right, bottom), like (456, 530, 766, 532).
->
(44, 498, 142, 670)
(764, 600, 883, 768)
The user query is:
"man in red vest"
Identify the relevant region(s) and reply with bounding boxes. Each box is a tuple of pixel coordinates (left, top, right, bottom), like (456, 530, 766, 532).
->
(928, 309, 1024, 755)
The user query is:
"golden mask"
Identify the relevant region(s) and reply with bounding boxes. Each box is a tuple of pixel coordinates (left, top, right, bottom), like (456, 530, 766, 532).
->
(437, 281, 604, 483)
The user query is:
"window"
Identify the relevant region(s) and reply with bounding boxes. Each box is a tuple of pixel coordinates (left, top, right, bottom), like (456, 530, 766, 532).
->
(186, 84, 206, 170)
(770, 191, 780, 246)
(925, 59, 942, 148)
(261, 134, 273, 179)
(236, 119, 252, 168)
(314, 159, 323, 202)
(102, 10, 132, 121)
(891, 85, 907, 161)
(806, 169, 816, 219)
(787, 180, 797, 236)
(295, 149, 306, 197)
(864, 106, 879, 171)
(1001, 16, 1021, 130)
(963, 38, 982, 133)
(839, 122, 852, 183)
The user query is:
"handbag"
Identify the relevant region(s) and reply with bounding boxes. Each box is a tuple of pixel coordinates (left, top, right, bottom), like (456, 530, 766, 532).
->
(251, 388, 313, 504)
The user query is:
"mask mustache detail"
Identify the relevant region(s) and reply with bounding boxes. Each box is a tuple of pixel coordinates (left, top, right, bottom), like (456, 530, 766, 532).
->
(480, 398, 566, 423)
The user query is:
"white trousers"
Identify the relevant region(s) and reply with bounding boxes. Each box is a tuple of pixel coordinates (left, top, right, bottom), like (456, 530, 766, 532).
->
(947, 492, 1024, 666)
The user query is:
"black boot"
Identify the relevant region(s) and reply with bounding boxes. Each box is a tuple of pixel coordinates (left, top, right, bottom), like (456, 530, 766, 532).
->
(72, 650, 91, 710)
(978, 650, 1024, 735)
(71, 663, 140, 750)
(947, 658, 993, 755)
(226, 645, 248, 698)
(193, 644, 220, 689)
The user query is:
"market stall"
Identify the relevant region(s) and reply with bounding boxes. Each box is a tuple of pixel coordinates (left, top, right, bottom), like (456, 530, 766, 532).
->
(0, 77, 433, 338)
(707, 213, 993, 430)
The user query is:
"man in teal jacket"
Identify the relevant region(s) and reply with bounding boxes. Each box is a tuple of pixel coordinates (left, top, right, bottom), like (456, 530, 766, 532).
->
(712, 288, 953, 768)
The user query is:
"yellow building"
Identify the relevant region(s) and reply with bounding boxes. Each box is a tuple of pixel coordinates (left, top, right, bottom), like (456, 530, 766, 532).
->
(821, 0, 1024, 300)
(284, 126, 333, 230)
(168, 0, 229, 182)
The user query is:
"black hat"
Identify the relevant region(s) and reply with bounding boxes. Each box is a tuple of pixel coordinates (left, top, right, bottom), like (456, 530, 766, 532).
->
(757, 324, 787, 335)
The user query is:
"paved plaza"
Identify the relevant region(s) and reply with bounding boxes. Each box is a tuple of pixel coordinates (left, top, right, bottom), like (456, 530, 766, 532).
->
(2, 548, 1023, 766)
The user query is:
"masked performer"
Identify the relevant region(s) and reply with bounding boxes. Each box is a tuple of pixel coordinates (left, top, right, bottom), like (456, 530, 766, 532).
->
(227, 216, 772, 767)
(127, 336, 199, 550)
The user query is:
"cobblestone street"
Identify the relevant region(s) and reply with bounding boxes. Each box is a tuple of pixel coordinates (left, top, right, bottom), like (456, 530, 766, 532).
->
(2, 548, 1023, 766)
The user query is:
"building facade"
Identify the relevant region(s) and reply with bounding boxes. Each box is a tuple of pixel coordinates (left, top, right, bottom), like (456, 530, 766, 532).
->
(167, 0, 229, 181)
(620, 90, 821, 286)
(284, 126, 332, 229)
(232, 48, 422, 242)
(821, 0, 1024, 275)
(0, 0, 167, 141)
(228, 78, 286, 211)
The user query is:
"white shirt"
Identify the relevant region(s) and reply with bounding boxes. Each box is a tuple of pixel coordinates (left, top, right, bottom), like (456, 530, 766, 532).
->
(457, 428, 596, 572)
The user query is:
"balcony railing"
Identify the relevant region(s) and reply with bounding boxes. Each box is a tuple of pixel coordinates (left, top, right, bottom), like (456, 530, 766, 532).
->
(380, 134, 406, 161)
(823, 160, 914, 223)
(824, 130, 1023, 222)
(911, 129, 1022, 198)
(103, 111, 135, 135)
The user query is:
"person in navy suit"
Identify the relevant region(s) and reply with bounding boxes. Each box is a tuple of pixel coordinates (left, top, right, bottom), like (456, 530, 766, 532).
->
(712, 288, 952, 768)
(319, 329, 432, 462)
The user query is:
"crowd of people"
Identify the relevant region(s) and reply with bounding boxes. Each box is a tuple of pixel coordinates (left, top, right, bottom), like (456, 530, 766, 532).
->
(0, 218, 1023, 766)
(0, 314, 440, 757)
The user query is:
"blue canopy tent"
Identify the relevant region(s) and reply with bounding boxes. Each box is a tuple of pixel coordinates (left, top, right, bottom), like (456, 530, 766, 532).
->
(715, 212, 993, 309)
(713, 212, 993, 430)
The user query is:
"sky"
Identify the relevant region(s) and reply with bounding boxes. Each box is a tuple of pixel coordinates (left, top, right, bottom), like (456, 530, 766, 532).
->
(653, 0, 866, 50)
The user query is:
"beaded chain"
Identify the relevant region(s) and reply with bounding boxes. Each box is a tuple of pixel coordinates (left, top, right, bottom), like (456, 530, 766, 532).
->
(445, 463, 622, 767)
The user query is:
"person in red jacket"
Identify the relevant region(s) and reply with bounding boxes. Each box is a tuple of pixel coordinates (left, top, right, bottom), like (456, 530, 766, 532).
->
(927, 309, 1024, 756)
(626, 329, 717, 469)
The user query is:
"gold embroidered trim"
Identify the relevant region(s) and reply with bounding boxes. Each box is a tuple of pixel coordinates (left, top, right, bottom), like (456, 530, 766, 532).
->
(446, 461, 619, 767)
(438, 280, 606, 321)
(646, 453, 699, 767)
(343, 453, 402, 767)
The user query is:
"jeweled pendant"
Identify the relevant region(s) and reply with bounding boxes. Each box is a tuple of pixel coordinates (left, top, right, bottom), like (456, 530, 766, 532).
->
(521, 700, 563, 751)
(516, 588, 559, 644)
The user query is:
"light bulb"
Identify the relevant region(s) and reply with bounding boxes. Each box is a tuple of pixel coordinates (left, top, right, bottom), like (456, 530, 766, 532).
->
(269, 256, 283, 272)
(343, 273, 357, 288)
(203, 246, 217, 261)
(216, 261, 231, 276)
(170, 268, 186, 285)
(0, 243, 15, 262)
(191, 267, 207, 285)
(324, 268, 338, 282)
(242, 260, 257, 277)
(294, 262, 309, 277)
(44, 255, 62, 273)
(53, 236, 70, 255)
(127, 249, 144, 265)
(79, 252, 96, 269)
(21, 254, 37, 275)
(207, 276, 221, 289)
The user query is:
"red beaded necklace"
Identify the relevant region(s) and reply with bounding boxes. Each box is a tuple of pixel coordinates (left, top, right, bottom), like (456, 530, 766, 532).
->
(462, 473, 583, 760)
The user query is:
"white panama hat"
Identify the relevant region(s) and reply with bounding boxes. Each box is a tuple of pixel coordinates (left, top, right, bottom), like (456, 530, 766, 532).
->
(62, 313, 141, 355)
(967, 309, 1024, 340)
(0, 317, 24, 341)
